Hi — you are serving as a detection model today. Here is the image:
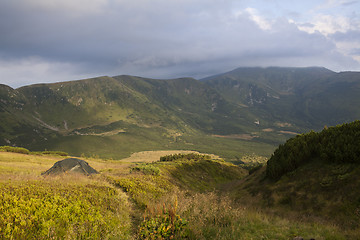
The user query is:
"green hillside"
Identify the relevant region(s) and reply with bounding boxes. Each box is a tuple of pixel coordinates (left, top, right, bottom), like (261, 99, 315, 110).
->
(0, 76, 277, 160)
(202, 67, 360, 130)
(1, 67, 360, 160)
(231, 120, 360, 235)
(0, 150, 354, 239)
(266, 120, 360, 180)
(0, 84, 53, 145)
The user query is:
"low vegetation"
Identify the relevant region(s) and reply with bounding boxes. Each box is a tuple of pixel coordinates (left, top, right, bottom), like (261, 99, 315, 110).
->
(175, 192, 347, 240)
(225, 121, 360, 238)
(111, 174, 174, 209)
(35, 150, 68, 156)
(1, 137, 359, 239)
(159, 153, 212, 162)
(130, 163, 161, 176)
(137, 199, 188, 239)
(0, 146, 30, 155)
(0, 146, 68, 157)
(2, 69, 360, 239)
(0, 177, 131, 239)
(266, 120, 360, 180)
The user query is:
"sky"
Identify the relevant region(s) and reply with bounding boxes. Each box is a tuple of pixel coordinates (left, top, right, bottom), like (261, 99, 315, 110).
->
(0, 0, 360, 88)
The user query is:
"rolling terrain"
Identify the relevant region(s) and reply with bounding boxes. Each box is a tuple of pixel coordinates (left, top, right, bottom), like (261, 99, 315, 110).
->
(0, 147, 356, 239)
(1, 120, 360, 239)
(202, 67, 360, 129)
(1, 67, 360, 239)
(1, 67, 360, 160)
(229, 121, 360, 237)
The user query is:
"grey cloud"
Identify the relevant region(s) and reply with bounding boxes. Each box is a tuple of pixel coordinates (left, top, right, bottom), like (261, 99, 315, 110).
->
(341, 0, 359, 6)
(0, 0, 359, 87)
(350, 49, 360, 55)
(330, 30, 360, 41)
(297, 22, 315, 28)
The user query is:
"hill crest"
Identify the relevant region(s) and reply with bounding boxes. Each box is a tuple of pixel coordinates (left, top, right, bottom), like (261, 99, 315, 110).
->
(1, 67, 360, 160)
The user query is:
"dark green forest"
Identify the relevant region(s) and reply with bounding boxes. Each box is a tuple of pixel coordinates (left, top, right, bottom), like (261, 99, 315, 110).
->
(266, 120, 360, 180)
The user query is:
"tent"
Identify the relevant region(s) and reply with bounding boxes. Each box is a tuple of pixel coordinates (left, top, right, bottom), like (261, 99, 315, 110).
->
(42, 158, 99, 176)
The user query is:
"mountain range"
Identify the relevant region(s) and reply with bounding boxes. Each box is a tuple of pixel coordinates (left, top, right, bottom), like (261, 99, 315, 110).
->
(1, 67, 359, 160)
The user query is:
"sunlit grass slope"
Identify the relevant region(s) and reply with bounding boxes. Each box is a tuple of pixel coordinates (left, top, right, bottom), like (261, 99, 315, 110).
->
(0, 150, 355, 239)
(230, 121, 360, 239)
(0, 151, 132, 239)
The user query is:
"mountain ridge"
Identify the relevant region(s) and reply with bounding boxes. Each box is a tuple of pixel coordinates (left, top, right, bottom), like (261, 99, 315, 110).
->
(202, 66, 360, 129)
(1, 66, 360, 159)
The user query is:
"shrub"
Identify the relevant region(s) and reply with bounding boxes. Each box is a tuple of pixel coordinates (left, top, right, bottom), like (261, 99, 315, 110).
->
(0, 180, 131, 239)
(0, 146, 68, 157)
(160, 153, 211, 162)
(138, 200, 188, 239)
(113, 175, 174, 208)
(130, 164, 161, 176)
(266, 120, 360, 180)
(40, 151, 68, 156)
(0, 146, 30, 154)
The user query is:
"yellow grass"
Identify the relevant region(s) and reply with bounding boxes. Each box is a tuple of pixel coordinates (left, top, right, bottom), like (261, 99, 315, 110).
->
(0, 151, 354, 239)
(0, 152, 63, 179)
(0, 150, 220, 178)
(0, 152, 131, 179)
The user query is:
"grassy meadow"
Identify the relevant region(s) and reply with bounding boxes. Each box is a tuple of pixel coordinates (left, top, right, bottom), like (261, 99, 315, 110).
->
(0, 150, 355, 239)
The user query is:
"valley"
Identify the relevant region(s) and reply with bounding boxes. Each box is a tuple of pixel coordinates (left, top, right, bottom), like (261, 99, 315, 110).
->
(1, 66, 360, 239)
(2, 67, 360, 161)
(2, 124, 360, 240)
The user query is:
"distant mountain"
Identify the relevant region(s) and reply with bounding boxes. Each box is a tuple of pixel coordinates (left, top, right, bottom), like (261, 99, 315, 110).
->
(1, 67, 359, 159)
(201, 67, 360, 129)
(16, 75, 264, 136)
(0, 83, 49, 145)
(0, 75, 273, 159)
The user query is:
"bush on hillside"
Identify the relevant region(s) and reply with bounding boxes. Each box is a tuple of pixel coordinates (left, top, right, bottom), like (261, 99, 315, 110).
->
(138, 201, 188, 239)
(0, 146, 30, 154)
(0, 146, 68, 157)
(39, 150, 68, 156)
(0, 181, 131, 239)
(159, 153, 211, 162)
(130, 164, 161, 176)
(266, 120, 360, 180)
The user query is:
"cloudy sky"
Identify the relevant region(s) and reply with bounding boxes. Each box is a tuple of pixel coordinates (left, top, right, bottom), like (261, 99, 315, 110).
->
(1, 0, 360, 87)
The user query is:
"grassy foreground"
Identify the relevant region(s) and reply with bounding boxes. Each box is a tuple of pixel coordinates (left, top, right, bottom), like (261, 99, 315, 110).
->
(0, 151, 353, 239)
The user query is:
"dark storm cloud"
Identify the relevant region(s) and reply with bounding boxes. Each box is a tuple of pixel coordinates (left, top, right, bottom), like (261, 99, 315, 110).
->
(0, 0, 359, 87)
